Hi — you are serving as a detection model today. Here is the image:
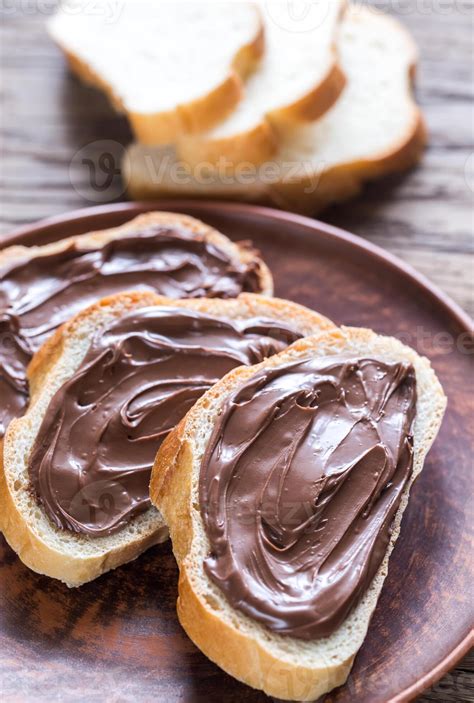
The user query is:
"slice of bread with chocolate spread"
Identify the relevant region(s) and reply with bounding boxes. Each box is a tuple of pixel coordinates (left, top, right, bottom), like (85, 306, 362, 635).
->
(150, 326, 446, 700)
(0, 292, 335, 586)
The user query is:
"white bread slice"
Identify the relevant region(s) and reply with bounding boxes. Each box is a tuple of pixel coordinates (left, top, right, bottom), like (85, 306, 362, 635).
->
(0, 291, 335, 587)
(150, 326, 446, 701)
(48, 1, 264, 145)
(177, 0, 346, 167)
(0, 210, 273, 297)
(124, 6, 425, 214)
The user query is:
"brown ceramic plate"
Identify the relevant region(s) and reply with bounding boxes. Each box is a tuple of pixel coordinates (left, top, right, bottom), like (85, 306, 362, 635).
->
(1, 202, 472, 703)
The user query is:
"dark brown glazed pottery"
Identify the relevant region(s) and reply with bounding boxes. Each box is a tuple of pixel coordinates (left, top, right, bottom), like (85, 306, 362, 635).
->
(1, 201, 472, 703)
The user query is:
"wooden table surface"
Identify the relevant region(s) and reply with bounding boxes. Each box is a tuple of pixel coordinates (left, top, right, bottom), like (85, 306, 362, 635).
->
(0, 1, 472, 701)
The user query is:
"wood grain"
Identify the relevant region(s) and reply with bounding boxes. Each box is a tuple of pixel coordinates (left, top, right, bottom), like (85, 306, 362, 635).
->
(0, 1, 472, 702)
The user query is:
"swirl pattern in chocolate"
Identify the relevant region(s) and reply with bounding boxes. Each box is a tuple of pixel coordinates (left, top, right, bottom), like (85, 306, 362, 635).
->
(200, 356, 417, 639)
(28, 307, 301, 537)
(0, 225, 263, 437)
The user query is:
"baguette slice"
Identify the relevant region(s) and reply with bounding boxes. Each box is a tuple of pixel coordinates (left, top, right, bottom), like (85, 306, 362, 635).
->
(0, 291, 334, 587)
(0, 210, 273, 297)
(48, 1, 264, 144)
(150, 325, 446, 701)
(177, 0, 346, 167)
(124, 6, 425, 214)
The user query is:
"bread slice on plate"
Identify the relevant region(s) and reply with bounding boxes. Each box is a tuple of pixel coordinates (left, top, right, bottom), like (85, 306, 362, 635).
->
(0, 210, 273, 298)
(177, 0, 346, 167)
(150, 326, 446, 701)
(0, 291, 334, 587)
(48, 1, 264, 144)
(124, 6, 425, 214)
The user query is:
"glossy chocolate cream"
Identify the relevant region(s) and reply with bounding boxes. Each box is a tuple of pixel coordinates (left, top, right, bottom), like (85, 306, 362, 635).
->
(28, 307, 302, 537)
(0, 225, 263, 436)
(200, 356, 417, 639)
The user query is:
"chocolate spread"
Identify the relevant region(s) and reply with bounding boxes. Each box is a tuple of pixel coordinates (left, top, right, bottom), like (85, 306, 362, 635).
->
(0, 225, 263, 436)
(28, 307, 301, 537)
(0, 312, 31, 436)
(200, 356, 417, 639)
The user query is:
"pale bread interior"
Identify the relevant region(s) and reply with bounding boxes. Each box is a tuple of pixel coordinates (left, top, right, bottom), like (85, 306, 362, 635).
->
(0, 292, 334, 587)
(151, 326, 446, 700)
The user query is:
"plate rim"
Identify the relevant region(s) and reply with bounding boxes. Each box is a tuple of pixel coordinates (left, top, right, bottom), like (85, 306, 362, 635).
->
(3, 200, 472, 335)
(1, 199, 472, 702)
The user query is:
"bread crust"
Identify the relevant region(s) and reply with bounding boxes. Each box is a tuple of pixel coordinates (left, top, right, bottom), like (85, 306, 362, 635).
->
(0, 292, 333, 587)
(150, 326, 446, 700)
(272, 60, 346, 125)
(51, 9, 265, 145)
(270, 105, 426, 215)
(175, 60, 347, 169)
(177, 120, 280, 172)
